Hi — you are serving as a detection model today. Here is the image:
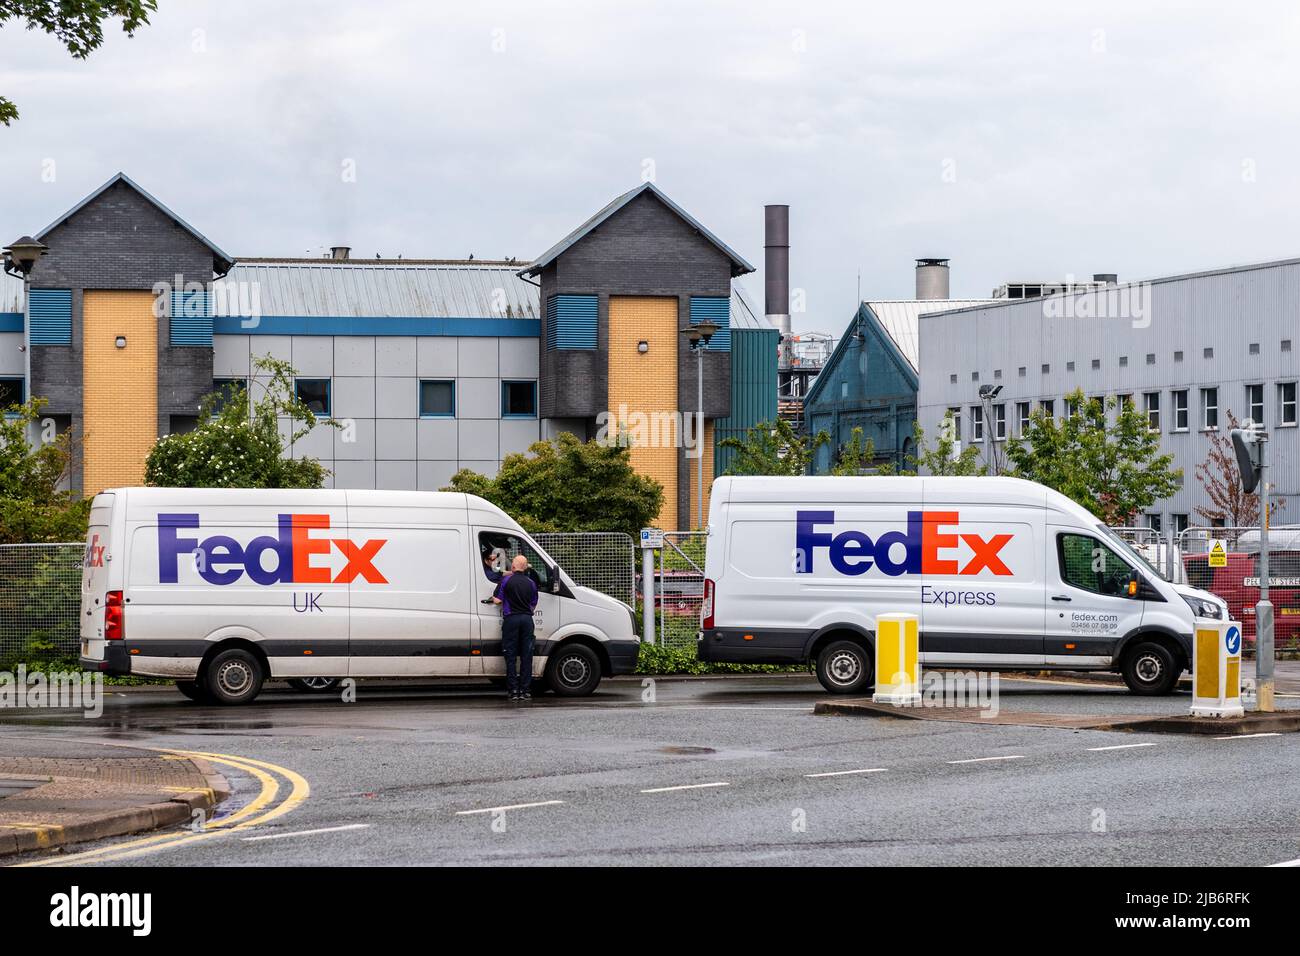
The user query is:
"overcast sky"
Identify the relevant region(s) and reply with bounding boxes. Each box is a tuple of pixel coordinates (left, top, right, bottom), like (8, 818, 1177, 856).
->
(2, 0, 1298, 334)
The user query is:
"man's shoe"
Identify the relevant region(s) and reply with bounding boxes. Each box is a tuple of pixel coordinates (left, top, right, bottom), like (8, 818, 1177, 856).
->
(521, 691, 532, 700)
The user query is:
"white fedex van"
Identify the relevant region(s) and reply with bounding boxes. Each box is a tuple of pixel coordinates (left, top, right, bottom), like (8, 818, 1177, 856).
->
(79, 488, 639, 704)
(698, 476, 1227, 696)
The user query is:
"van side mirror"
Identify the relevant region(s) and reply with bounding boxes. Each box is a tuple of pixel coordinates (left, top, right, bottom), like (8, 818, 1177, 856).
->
(550, 565, 561, 594)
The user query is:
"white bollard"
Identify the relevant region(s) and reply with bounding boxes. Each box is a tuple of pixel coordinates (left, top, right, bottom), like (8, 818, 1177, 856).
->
(872, 612, 920, 706)
(1190, 618, 1244, 718)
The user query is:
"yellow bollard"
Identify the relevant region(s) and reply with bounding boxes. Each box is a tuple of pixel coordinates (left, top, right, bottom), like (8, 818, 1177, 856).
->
(1191, 619, 1244, 718)
(872, 612, 920, 706)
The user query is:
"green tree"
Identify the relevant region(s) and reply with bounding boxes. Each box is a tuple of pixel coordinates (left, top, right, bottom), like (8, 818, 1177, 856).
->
(145, 355, 334, 489)
(444, 432, 664, 539)
(886, 415, 987, 477)
(719, 418, 829, 477)
(0, 397, 90, 542)
(829, 426, 876, 476)
(0, 1, 157, 125)
(1005, 389, 1180, 524)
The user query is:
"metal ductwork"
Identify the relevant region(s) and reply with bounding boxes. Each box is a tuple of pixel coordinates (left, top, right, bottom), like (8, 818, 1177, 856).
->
(915, 258, 950, 300)
(765, 205, 791, 364)
(330, 246, 351, 260)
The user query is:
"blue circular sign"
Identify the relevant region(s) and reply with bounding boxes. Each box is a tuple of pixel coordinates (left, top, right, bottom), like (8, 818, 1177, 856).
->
(1225, 626, 1241, 656)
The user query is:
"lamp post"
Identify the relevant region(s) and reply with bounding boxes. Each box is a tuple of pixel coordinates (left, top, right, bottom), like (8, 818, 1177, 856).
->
(978, 383, 1003, 475)
(680, 319, 718, 529)
(4, 236, 49, 417)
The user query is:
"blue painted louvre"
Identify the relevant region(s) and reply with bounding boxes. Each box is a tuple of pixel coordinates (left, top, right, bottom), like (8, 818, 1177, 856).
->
(170, 290, 213, 346)
(28, 289, 72, 344)
(689, 296, 730, 351)
(545, 294, 597, 350)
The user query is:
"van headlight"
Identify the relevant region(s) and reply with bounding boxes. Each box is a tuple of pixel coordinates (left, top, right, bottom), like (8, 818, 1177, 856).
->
(1182, 595, 1223, 619)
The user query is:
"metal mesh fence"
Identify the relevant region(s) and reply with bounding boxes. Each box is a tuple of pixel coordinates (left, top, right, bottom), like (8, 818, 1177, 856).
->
(534, 532, 636, 608)
(0, 543, 85, 667)
(1107, 526, 1185, 584)
(1178, 525, 1300, 656)
(651, 532, 707, 650)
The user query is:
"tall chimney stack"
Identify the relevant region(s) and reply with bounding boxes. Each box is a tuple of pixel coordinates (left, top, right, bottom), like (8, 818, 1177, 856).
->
(915, 258, 950, 300)
(764, 205, 791, 364)
(330, 246, 351, 261)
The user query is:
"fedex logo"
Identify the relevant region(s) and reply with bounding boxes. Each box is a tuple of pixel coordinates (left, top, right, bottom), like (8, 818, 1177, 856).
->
(84, 533, 105, 569)
(158, 513, 388, 586)
(795, 510, 1013, 577)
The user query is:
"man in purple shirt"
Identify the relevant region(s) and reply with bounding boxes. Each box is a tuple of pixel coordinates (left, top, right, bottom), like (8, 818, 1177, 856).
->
(493, 555, 540, 700)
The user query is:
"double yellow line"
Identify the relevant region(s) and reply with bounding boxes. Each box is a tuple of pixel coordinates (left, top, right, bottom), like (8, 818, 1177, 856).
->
(15, 749, 309, 867)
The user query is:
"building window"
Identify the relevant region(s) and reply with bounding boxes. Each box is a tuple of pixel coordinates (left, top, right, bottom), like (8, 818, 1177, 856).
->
(1146, 353, 1156, 365)
(1117, 393, 1133, 412)
(295, 379, 331, 416)
(1091, 358, 1101, 369)
(501, 380, 537, 418)
(1284, 339, 1293, 352)
(944, 407, 962, 443)
(419, 380, 455, 417)
(971, 371, 979, 382)
(1119, 356, 1128, 367)
(1064, 397, 1079, 419)
(1066, 361, 1075, 372)
(1201, 387, 1218, 431)
(1174, 350, 1184, 362)
(949, 373, 957, 384)
(210, 378, 246, 416)
(1172, 390, 1189, 431)
(0, 377, 24, 412)
(994, 369, 1002, 380)
(1172, 513, 1190, 535)
(1279, 382, 1298, 427)
(1247, 383, 1264, 425)
(1040, 399, 1054, 419)
(993, 403, 1006, 441)
(1250, 342, 1261, 355)
(1018, 366, 1026, 377)
(1203, 347, 1214, 359)
(1041, 363, 1050, 374)
(1146, 513, 1163, 533)
(1143, 391, 1160, 431)
(1016, 401, 1030, 435)
(970, 405, 984, 442)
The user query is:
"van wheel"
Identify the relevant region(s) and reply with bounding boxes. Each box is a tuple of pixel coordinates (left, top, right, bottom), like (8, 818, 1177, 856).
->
(546, 644, 601, 697)
(176, 680, 210, 703)
(203, 648, 265, 705)
(287, 677, 341, 693)
(1121, 641, 1179, 696)
(816, 639, 873, 695)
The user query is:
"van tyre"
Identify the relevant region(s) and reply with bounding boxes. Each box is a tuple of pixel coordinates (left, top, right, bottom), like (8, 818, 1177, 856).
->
(816, 639, 873, 695)
(545, 643, 601, 697)
(287, 677, 341, 693)
(203, 648, 265, 705)
(1121, 640, 1179, 696)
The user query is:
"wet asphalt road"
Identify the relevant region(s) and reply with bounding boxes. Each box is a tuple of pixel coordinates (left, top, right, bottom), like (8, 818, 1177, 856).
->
(2, 674, 1298, 867)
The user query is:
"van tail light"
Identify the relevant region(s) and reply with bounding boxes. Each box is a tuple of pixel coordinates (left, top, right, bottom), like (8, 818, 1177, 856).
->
(701, 578, 715, 630)
(104, 590, 124, 641)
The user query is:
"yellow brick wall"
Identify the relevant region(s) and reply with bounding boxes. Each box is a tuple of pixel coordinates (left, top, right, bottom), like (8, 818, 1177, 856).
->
(83, 291, 157, 494)
(608, 296, 679, 528)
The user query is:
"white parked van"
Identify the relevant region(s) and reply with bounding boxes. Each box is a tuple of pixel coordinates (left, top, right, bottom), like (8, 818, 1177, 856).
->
(698, 476, 1227, 695)
(79, 488, 639, 704)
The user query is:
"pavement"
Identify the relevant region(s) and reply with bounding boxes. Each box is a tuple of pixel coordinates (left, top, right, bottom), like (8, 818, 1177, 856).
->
(0, 738, 227, 856)
(1, 672, 1297, 867)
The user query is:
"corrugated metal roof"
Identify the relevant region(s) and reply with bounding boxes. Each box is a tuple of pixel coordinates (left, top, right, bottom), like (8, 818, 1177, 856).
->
(214, 260, 540, 319)
(866, 299, 997, 373)
(0, 273, 22, 313)
(730, 283, 773, 331)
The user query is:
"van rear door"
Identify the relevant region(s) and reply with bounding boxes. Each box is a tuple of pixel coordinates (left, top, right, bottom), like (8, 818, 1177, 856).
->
(79, 492, 117, 661)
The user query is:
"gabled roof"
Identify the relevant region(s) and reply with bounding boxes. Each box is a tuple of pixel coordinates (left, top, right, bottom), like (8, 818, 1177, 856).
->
(36, 172, 235, 274)
(730, 282, 773, 331)
(521, 181, 755, 278)
(864, 298, 997, 373)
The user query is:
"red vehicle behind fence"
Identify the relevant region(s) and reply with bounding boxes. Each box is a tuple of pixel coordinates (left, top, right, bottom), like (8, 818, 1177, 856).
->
(1184, 543, 1300, 649)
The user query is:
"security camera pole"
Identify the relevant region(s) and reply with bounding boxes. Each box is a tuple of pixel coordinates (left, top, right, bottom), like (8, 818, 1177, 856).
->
(1231, 423, 1273, 712)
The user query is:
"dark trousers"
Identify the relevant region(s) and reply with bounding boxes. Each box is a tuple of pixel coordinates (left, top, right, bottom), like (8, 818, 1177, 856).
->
(501, 614, 536, 692)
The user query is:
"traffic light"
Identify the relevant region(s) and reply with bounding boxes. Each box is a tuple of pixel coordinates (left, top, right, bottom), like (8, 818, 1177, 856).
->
(1230, 427, 1261, 494)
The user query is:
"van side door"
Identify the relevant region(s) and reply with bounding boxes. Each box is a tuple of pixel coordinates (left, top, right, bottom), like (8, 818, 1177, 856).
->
(346, 503, 472, 677)
(1044, 528, 1144, 665)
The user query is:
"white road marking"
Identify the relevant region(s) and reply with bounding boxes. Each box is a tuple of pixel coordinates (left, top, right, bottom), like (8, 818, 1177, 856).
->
(1214, 733, 1281, 740)
(241, 824, 371, 842)
(804, 768, 889, 778)
(455, 800, 565, 815)
(1269, 857, 1300, 867)
(946, 755, 1025, 764)
(1087, 743, 1158, 752)
(640, 782, 730, 794)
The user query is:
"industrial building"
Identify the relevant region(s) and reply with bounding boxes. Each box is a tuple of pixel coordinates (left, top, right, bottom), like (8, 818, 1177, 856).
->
(1, 173, 779, 529)
(916, 258, 1300, 530)
(804, 259, 994, 472)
